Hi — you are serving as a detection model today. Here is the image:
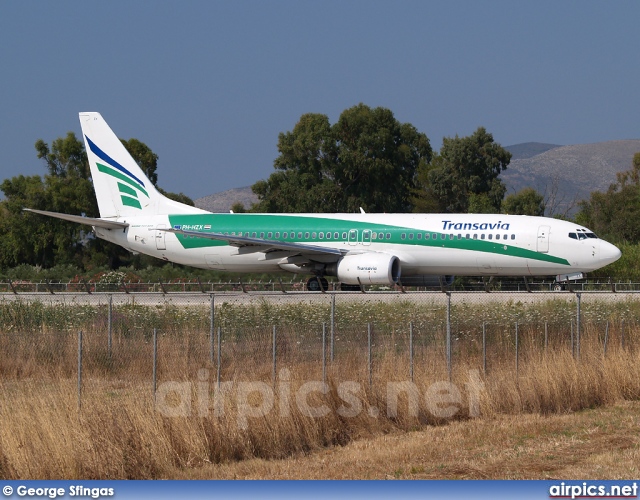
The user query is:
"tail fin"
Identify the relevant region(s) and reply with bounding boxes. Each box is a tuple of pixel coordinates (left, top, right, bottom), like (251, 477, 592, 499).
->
(79, 112, 206, 218)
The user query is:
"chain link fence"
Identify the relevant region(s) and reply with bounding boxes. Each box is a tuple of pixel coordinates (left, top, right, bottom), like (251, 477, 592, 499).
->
(0, 290, 638, 409)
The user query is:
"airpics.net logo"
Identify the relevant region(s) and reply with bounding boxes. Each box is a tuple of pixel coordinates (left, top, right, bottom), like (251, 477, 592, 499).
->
(549, 482, 638, 499)
(154, 368, 484, 429)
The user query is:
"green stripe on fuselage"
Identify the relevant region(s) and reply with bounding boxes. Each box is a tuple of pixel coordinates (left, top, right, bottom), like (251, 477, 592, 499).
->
(167, 214, 570, 266)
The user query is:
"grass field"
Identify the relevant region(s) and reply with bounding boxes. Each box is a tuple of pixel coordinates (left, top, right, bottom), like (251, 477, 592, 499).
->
(0, 297, 639, 479)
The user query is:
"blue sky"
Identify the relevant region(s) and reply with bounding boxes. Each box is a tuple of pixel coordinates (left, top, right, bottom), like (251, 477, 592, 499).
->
(1, 1, 638, 199)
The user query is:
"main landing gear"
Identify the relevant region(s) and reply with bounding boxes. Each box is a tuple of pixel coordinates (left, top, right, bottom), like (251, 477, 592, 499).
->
(306, 276, 329, 291)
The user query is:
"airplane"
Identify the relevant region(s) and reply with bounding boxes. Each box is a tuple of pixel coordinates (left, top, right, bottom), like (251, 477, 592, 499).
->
(25, 112, 622, 291)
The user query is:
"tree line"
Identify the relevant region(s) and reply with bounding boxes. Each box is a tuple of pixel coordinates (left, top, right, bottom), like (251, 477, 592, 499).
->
(0, 103, 637, 277)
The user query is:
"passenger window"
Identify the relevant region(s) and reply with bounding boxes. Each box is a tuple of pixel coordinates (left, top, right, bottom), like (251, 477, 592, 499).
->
(386, 233, 391, 239)
(378, 232, 384, 239)
(408, 233, 413, 240)
(267, 232, 272, 238)
(440, 234, 446, 240)
(417, 233, 422, 240)
(275, 232, 280, 238)
(283, 233, 287, 239)
(335, 232, 340, 239)
(290, 232, 295, 238)
(401, 233, 406, 240)
(425, 233, 430, 240)
(319, 232, 323, 239)
(449, 234, 454, 240)
(260, 232, 265, 238)
(473, 234, 478, 239)
(298, 232, 303, 239)
(325, 232, 331, 239)
(304, 232, 310, 239)
(342, 232, 347, 239)
(511, 234, 515, 240)
(481, 234, 485, 240)
(488, 234, 493, 240)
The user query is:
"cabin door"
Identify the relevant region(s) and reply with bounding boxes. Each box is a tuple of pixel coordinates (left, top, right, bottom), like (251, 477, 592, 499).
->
(155, 224, 167, 251)
(537, 225, 550, 253)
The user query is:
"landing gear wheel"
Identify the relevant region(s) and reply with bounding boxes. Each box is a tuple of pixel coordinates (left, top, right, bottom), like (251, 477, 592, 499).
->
(553, 284, 565, 291)
(307, 277, 328, 291)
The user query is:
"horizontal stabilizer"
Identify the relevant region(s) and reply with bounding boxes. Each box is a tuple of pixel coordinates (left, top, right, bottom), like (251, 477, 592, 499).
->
(23, 208, 129, 230)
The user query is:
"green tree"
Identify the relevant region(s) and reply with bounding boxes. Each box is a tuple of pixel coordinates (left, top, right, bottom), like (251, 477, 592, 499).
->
(415, 127, 511, 213)
(0, 132, 185, 271)
(502, 187, 546, 216)
(576, 152, 640, 243)
(252, 104, 432, 213)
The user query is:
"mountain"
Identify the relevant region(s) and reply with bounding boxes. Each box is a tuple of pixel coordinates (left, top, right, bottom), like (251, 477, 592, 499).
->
(195, 186, 258, 213)
(500, 139, 640, 214)
(195, 140, 640, 215)
(505, 142, 562, 160)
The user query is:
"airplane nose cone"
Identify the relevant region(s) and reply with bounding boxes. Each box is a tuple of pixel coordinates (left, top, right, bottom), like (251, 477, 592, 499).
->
(600, 241, 622, 266)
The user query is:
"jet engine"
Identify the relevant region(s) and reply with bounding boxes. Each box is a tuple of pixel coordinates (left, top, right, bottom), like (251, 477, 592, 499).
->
(326, 253, 401, 285)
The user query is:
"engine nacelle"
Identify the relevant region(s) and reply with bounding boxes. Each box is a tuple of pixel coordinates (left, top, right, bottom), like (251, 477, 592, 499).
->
(327, 253, 401, 285)
(399, 275, 455, 287)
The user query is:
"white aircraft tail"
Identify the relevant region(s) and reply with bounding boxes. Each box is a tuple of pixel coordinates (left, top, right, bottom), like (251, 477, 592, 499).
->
(79, 112, 205, 219)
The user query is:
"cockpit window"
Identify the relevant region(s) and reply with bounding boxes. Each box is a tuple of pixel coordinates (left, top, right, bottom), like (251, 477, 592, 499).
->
(569, 233, 577, 240)
(585, 232, 597, 239)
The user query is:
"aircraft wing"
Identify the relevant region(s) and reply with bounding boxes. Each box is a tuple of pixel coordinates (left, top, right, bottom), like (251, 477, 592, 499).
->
(160, 227, 346, 257)
(23, 208, 129, 230)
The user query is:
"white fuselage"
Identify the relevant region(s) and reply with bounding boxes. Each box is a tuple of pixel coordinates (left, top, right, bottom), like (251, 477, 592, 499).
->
(93, 212, 621, 278)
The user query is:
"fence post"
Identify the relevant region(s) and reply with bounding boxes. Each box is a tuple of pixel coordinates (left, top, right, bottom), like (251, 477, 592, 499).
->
(515, 322, 519, 376)
(209, 294, 215, 365)
(330, 293, 336, 362)
(446, 292, 452, 382)
(544, 321, 548, 351)
(368, 323, 372, 388)
(482, 321, 487, 375)
(576, 293, 581, 361)
(272, 325, 277, 388)
(322, 322, 327, 386)
(108, 294, 113, 357)
(409, 321, 414, 383)
(570, 320, 574, 357)
(216, 326, 221, 389)
(153, 328, 158, 403)
(77, 330, 83, 411)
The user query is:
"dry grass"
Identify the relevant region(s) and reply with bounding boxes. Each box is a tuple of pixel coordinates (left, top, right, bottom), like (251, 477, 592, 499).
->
(0, 328, 639, 479)
(185, 401, 640, 479)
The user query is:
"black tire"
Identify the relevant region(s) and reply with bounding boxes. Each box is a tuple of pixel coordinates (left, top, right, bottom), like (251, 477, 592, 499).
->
(307, 277, 321, 291)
